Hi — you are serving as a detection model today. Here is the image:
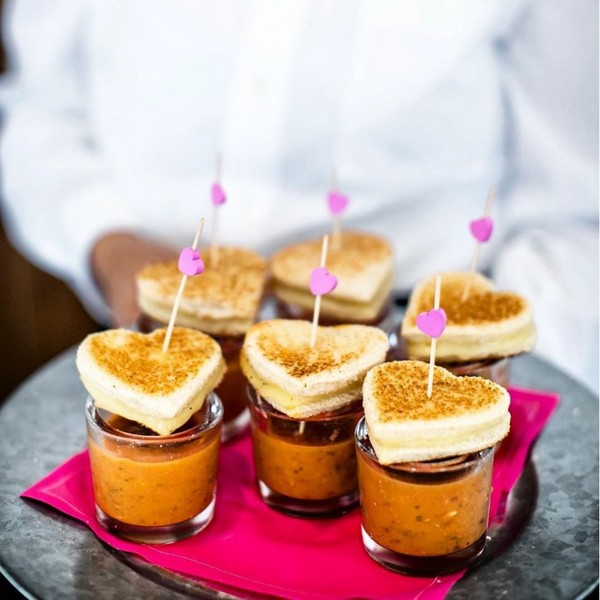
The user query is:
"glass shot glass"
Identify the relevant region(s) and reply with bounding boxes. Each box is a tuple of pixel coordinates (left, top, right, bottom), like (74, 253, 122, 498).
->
(247, 385, 363, 517)
(355, 418, 495, 576)
(439, 357, 510, 388)
(211, 334, 250, 440)
(138, 314, 249, 442)
(273, 295, 395, 330)
(85, 393, 223, 544)
(387, 322, 511, 386)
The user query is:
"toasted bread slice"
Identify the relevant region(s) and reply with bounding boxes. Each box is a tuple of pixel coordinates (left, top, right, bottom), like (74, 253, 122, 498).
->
(241, 319, 389, 418)
(363, 360, 510, 464)
(76, 327, 226, 435)
(401, 272, 536, 362)
(270, 231, 394, 322)
(136, 246, 267, 336)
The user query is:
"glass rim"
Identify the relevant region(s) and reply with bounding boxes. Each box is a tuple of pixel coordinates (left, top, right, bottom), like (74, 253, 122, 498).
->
(436, 356, 510, 369)
(273, 294, 394, 326)
(397, 352, 510, 369)
(246, 384, 363, 423)
(137, 312, 249, 341)
(354, 416, 495, 473)
(85, 392, 223, 445)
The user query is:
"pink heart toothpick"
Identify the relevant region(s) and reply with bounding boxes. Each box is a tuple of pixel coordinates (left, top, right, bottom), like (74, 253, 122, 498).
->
(463, 186, 495, 301)
(328, 168, 349, 250)
(327, 191, 349, 216)
(163, 218, 205, 352)
(178, 247, 205, 276)
(310, 267, 338, 296)
(416, 308, 447, 339)
(211, 183, 227, 206)
(416, 275, 445, 398)
(469, 216, 493, 243)
(309, 234, 338, 348)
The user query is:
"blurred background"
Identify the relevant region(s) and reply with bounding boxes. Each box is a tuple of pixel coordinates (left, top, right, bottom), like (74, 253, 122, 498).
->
(0, 0, 598, 403)
(0, 2, 596, 598)
(0, 216, 98, 402)
(0, 4, 96, 592)
(0, 0, 98, 405)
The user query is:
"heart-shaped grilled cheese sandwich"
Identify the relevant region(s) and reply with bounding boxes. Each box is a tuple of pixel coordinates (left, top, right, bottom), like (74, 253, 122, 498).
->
(363, 360, 510, 464)
(270, 231, 394, 322)
(137, 246, 267, 337)
(401, 272, 536, 362)
(241, 319, 389, 418)
(76, 327, 226, 435)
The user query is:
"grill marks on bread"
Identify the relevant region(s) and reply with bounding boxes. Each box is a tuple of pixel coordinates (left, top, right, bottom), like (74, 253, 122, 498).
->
(413, 274, 526, 326)
(402, 272, 536, 362)
(255, 323, 375, 379)
(136, 246, 267, 335)
(270, 230, 394, 307)
(271, 231, 392, 280)
(76, 327, 226, 435)
(87, 328, 216, 395)
(369, 361, 503, 422)
(362, 360, 511, 464)
(241, 319, 389, 418)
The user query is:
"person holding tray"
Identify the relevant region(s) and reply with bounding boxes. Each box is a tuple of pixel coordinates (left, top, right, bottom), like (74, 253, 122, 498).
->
(0, 0, 597, 394)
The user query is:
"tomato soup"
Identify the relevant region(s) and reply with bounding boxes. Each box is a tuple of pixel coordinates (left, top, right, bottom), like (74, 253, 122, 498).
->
(213, 335, 249, 438)
(85, 394, 222, 542)
(252, 428, 356, 500)
(358, 449, 493, 556)
(355, 418, 495, 573)
(139, 314, 248, 440)
(247, 387, 362, 516)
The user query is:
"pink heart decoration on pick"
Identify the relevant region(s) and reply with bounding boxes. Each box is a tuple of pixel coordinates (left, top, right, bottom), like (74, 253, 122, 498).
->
(211, 183, 227, 206)
(469, 217, 493, 243)
(327, 191, 349, 216)
(309, 267, 338, 296)
(178, 247, 205, 276)
(416, 308, 447, 339)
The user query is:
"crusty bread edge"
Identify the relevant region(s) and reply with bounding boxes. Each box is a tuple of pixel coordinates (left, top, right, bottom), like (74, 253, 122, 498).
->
(362, 361, 511, 464)
(137, 294, 253, 336)
(76, 329, 226, 422)
(242, 322, 390, 397)
(401, 272, 536, 361)
(368, 413, 510, 464)
(240, 349, 363, 418)
(272, 270, 393, 321)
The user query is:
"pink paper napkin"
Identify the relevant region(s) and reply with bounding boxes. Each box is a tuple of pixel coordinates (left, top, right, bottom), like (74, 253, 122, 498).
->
(22, 386, 558, 600)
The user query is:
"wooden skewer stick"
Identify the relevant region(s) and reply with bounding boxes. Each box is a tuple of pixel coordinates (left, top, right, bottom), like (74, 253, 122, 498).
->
(462, 186, 496, 302)
(331, 166, 339, 193)
(427, 275, 442, 399)
(162, 218, 205, 352)
(309, 234, 330, 349)
(215, 152, 222, 184)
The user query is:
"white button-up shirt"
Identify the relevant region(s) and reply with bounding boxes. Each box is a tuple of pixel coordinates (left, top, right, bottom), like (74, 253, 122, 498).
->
(0, 0, 597, 390)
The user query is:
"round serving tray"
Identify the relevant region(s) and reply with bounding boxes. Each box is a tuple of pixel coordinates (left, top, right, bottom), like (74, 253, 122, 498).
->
(0, 349, 597, 599)
(114, 453, 539, 599)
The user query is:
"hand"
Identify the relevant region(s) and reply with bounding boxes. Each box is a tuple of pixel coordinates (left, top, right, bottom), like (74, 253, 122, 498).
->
(91, 232, 178, 327)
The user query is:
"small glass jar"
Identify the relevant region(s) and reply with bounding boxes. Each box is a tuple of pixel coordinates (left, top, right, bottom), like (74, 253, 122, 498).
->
(387, 323, 511, 386)
(247, 386, 362, 517)
(273, 295, 394, 331)
(85, 393, 223, 544)
(355, 418, 494, 576)
(440, 357, 510, 388)
(385, 323, 407, 362)
(210, 334, 249, 440)
(138, 314, 249, 442)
